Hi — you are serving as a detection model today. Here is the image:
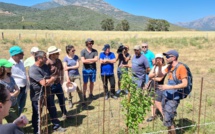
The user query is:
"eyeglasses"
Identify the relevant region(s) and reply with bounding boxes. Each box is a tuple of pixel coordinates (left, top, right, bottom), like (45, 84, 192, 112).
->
(134, 49, 140, 51)
(142, 46, 148, 48)
(165, 55, 174, 59)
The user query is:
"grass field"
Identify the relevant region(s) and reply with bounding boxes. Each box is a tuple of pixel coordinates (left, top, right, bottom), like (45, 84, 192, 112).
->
(0, 30, 215, 134)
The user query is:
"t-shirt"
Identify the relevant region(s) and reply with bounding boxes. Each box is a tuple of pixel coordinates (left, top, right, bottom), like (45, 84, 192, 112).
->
(63, 55, 79, 76)
(0, 123, 23, 134)
(24, 56, 35, 68)
(81, 48, 98, 70)
(141, 50, 155, 69)
(164, 64, 188, 100)
(46, 59, 63, 84)
(0, 77, 18, 106)
(99, 52, 115, 76)
(131, 54, 149, 79)
(118, 53, 131, 67)
(29, 64, 51, 101)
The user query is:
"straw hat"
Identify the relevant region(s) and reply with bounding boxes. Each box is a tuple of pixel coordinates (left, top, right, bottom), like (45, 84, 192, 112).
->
(62, 82, 77, 93)
(47, 46, 61, 55)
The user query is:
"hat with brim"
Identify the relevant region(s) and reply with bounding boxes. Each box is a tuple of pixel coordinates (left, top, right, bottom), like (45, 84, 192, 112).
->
(0, 59, 13, 68)
(163, 50, 179, 58)
(47, 46, 61, 55)
(62, 82, 77, 93)
(102, 44, 110, 51)
(31, 47, 40, 53)
(133, 45, 141, 50)
(85, 38, 94, 44)
(155, 53, 163, 58)
(9, 46, 23, 56)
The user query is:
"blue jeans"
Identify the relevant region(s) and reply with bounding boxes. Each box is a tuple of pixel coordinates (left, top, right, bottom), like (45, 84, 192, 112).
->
(17, 86, 27, 116)
(51, 83, 67, 115)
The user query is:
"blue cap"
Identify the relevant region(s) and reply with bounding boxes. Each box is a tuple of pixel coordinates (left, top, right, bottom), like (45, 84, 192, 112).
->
(9, 46, 23, 56)
(102, 44, 110, 51)
(163, 50, 179, 58)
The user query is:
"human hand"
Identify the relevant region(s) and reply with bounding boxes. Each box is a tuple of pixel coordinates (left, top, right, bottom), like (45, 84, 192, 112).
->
(158, 84, 172, 90)
(13, 115, 29, 128)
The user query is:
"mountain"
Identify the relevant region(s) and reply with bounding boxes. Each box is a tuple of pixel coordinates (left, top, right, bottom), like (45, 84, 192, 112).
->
(176, 16, 215, 31)
(32, 0, 185, 31)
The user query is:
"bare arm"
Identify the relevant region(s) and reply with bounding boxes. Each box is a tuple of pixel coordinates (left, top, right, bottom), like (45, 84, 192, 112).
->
(158, 78, 188, 90)
(39, 76, 56, 86)
(10, 85, 20, 97)
(81, 56, 98, 64)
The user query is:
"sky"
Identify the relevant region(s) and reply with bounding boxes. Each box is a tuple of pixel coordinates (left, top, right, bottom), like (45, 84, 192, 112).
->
(0, 0, 215, 23)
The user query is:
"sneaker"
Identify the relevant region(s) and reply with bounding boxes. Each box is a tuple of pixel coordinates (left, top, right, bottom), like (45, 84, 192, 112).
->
(89, 94, 96, 100)
(146, 116, 156, 122)
(61, 114, 67, 121)
(111, 95, 118, 99)
(68, 100, 73, 109)
(105, 94, 109, 100)
(116, 89, 121, 95)
(54, 126, 66, 132)
(124, 89, 129, 95)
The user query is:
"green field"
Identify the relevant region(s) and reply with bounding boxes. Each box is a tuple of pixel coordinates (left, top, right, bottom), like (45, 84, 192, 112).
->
(0, 30, 215, 134)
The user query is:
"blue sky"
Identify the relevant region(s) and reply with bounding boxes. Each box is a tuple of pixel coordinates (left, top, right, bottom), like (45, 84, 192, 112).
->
(1, 0, 215, 23)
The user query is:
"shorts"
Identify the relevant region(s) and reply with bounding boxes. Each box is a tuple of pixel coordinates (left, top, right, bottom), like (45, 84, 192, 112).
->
(132, 76, 145, 89)
(150, 89, 163, 102)
(162, 97, 179, 127)
(117, 67, 128, 80)
(82, 69, 96, 83)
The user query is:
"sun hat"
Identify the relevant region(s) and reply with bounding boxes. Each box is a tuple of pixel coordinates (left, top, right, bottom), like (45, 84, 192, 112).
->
(9, 46, 23, 56)
(62, 82, 77, 93)
(155, 53, 163, 58)
(31, 47, 39, 53)
(102, 44, 110, 51)
(0, 59, 13, 68)
(163, 50, 179, 58)
(133, 45, 141, 50)
(47, 46, 61, 55)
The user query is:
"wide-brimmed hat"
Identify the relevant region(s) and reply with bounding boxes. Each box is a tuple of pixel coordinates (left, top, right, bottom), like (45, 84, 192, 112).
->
(31, 47, 39, 53)
(0, 59, 13, 68)
(155, 53, 163, 58)
(47, 46, 61, 55)
(62, 82, 77, 93)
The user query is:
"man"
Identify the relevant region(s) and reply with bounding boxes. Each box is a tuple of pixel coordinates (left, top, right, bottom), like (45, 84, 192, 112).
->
(29, 51, 66, 134)
(115, 45, 131, 95)
(81, 38, 98, 100)
(24, 47, 39, 68)
(8, 46, 27, 116)
(0, 83, 28, 134)
(141, 43, 155, 83)
(123, 45, 150, 89)
(46, 46, 67, 120)
(99, 44, 117, 100)
(158, 50, 188, 134)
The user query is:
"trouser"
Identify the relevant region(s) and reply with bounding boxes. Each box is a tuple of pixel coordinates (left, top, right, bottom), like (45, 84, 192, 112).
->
(50, 83, 67, 115)
(68, 76, 84, 103)
(5, 103, 19, 123)
(17, 86, 27, 116)
(101, 75, 116, 95)
(32, 96, 60, 134)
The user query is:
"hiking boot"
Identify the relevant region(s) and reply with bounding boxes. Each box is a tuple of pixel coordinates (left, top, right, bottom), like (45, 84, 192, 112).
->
(146, 116, 156, 122)
(89, 94, 96, 100)
(54, 126, 66, 132)
(68, 100, 73, 109)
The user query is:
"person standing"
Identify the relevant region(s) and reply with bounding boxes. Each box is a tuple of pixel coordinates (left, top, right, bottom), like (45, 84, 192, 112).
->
(141, 43, 155, 84)
(123, 45, 150, 89)
(29, 51, 66, 133)
(81, 38, 98, 100)
(99, 44, 117, 100)
(158, 50, 188, 134)
(24, 47, 39, 68)
(0, 59, 20, 123)
(115, 45, 131, 94)
(46, 46, 68, 120)
(8, 46, 27, 116)
(63, 45, 85, 108)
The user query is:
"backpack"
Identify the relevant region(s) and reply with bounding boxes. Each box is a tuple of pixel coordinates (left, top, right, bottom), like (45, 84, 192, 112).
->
(172, 62, 193, 99)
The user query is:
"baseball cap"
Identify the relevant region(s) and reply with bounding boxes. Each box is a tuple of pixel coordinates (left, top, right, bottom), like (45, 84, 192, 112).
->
(102, 44, 110, 51)
(0, 59, 13, 68)
(85, 38, 94, 44)
(31, 47, 39, 53)
(133, 45, 141, 50)
(163, 50, 179, 58)
(9, 46, 23, 56)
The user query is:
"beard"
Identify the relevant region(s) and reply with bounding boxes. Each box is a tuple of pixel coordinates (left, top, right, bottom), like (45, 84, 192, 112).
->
(167, 60, 173, 65)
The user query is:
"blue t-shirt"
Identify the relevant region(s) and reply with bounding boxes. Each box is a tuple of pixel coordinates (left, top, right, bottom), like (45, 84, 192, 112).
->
(131, 54, 149, 79)
(99, 52, 115, 76)
(141, 50, 155, 69)
(63, 55, 79, 76)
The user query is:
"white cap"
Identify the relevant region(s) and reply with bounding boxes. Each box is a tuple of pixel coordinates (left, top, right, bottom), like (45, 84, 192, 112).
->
(31, 47, 39, 53)
(155, 53, 163, 58)
(62, 82, 77, 93)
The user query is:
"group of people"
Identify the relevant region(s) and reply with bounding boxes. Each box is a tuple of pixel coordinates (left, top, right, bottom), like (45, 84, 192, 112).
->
(0, 37, 188, 134)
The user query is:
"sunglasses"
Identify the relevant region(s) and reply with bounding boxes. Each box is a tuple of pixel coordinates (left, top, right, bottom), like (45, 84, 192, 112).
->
(134, 49, 140, 51)
(142, 46, 148, 48)
(72, 50, 76, 52)
(54, 53, 60, 55)
(165, 55, 174, 59)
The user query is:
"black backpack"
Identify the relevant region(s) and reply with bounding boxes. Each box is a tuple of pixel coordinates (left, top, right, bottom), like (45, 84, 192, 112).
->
(172, 62, 193, 99)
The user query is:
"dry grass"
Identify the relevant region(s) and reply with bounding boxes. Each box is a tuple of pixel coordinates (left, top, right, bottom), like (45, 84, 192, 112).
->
(0, 30, 215, 134)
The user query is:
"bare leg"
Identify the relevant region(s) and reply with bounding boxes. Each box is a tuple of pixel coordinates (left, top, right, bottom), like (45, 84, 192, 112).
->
(155, 101, 163, 117)
(83, 83, 87, 96)
(118, 80, 121, 89)
(89, 82, 94, 94)
(168, 125, 176, 134)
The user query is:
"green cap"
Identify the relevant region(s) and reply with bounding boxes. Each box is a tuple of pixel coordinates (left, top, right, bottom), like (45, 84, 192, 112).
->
(0, 59, 13, 68)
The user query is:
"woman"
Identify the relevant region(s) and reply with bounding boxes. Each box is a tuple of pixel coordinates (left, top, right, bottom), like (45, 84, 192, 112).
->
(0, 59, 20, 123)
(0, 83, 28, 134)
(146, 54, 168, 122)
(63, 45, 85, 108)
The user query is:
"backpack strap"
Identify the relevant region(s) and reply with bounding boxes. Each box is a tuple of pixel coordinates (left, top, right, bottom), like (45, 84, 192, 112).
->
(172, 63, 182, 84)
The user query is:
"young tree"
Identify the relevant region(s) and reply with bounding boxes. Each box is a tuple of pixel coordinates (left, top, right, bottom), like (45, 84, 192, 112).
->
(101, 18, 114, 31)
